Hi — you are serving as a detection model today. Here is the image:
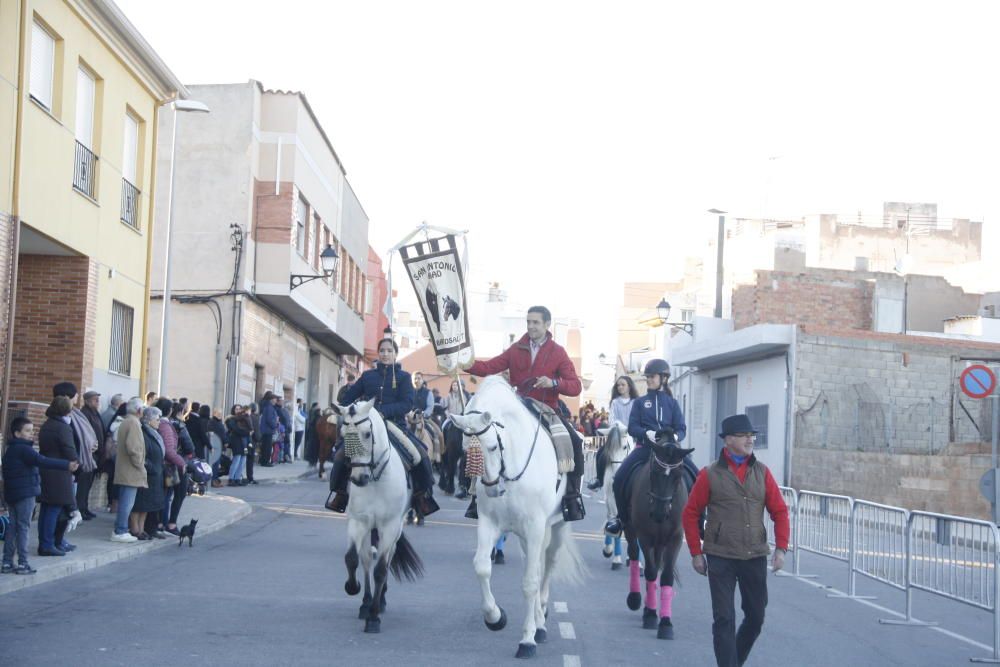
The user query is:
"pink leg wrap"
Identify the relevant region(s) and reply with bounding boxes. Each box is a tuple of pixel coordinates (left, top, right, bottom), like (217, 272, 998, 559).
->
(645, 580, 658, 610)
(659, 585, 674, 618)
(629, 561, 641, 593)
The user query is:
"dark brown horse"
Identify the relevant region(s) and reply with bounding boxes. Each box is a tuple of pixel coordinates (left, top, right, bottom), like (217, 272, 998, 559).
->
(623, 431, 694, 640)
(316, 409, 339, 479)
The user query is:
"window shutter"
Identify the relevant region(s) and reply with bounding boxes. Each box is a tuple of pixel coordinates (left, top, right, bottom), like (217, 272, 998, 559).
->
(30, 22, 55, 110)
(122, 113, 139, 184)
(75, 67, 95, 147)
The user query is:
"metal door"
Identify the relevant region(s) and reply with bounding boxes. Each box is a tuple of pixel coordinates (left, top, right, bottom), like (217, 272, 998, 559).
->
(714, 375, 738, 458)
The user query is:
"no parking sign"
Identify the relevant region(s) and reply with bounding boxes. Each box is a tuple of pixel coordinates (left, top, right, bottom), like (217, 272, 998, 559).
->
(960, 365, 997, 399)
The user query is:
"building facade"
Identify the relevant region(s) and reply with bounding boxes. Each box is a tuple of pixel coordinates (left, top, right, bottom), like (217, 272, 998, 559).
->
(0, 0, 184, 439)
(146, 81, 367, 411)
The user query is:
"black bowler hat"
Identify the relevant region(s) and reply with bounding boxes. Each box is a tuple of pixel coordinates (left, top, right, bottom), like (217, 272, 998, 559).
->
(718, 414, 757, 438)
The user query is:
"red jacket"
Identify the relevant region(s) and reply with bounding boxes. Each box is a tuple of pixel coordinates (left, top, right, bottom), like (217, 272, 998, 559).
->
(467, 333, 581, 410)
(682, 449, 790, 556)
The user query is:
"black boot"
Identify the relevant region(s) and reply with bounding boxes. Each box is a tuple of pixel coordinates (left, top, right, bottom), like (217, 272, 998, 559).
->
(586, 479, 603, 491)
(326, 491, 349, 513)
(465, 496, 478, 519)
(561, 474, 586, 522)
(326, 456, 350, 513)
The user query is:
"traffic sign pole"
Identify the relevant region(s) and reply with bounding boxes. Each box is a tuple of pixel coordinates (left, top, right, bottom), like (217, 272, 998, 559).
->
(993, 395, 999, 526)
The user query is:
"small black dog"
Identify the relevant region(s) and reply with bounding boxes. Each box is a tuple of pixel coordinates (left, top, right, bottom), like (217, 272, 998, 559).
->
(177, 519, 198, 548)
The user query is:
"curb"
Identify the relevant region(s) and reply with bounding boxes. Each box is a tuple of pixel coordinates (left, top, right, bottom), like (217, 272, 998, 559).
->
(0, 495, 252, 596)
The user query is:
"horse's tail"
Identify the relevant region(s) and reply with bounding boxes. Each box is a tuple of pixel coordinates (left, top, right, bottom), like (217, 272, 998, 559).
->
(389, 533, 425, 582)
(550, 522, 588, 586)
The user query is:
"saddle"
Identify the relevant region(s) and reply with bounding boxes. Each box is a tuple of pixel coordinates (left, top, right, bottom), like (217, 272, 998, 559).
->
(382, 420, 423, 471)
(520, 398, 575, 474)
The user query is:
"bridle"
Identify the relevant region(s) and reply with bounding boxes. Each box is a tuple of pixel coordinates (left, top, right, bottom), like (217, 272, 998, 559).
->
(460, 409, 542, 487)
(344, 416, 391, 485)
(647, 444, 684, 513)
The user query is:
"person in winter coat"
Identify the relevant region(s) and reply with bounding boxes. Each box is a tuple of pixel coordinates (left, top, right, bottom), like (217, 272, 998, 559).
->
(588, 375, 639, 491)
(132, 407, 166, 540)
(458, 305, 586, 521)
(605, 359, 691, 536)
(205, 406, 226, 464)
(186, 402, 210, 460)
(303, 403, 321, 466)
(327, 338, 439, 517)
(154, 399, 189, 535)
(293, 399, 307, 461)
(51, 382, 99, 522)
(36, 396, 79, 556)
(225, 405, 252, 486)
(246, 402, 260, 483)
(112, 397, 147, 542)
(258, 392, 279, 467)
(80, 390, 107, 520)
(3, 417, 78, 573)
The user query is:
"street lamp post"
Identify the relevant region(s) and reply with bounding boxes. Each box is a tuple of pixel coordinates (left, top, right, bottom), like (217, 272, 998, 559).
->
(289, 244, 340, 290)
(158, 99, 210, 396)
(655, 298, 694, 335)
(709, 208, 727, 318)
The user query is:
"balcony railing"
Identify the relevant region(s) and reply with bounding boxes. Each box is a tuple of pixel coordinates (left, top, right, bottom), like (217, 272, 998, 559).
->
(73, 140, 98, 199)
(120, 178, 140, 229)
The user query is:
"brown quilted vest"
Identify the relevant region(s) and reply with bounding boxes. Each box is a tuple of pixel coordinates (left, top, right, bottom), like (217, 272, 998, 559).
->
(701, 455, 770, 560)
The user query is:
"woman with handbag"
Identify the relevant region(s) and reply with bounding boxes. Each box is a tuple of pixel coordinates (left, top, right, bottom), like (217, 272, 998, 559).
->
(155, 399, 189, 536)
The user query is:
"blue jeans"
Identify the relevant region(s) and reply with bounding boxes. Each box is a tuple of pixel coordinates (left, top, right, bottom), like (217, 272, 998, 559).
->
(3, 497, 35, 564)
(229, 455, 246, 481)
(115, 486, 138, 535)
(37, 503, 62, 550)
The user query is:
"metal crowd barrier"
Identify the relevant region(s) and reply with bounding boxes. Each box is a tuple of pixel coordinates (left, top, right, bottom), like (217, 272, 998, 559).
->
(878, 511, 1000, 663)
(765, 486, 804, 576)
(795, 491, 853, 576)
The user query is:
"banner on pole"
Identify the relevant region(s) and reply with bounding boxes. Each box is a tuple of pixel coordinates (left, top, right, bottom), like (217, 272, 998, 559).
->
(399, 234, 474, 371)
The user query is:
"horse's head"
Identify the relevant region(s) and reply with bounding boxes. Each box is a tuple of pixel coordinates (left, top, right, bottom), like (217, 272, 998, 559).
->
(450, 410, 507, 497)
(646, 429, 694, 523)
(332, 399, 379, 487)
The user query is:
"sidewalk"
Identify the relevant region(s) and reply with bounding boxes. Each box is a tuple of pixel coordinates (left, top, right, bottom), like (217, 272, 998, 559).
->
(250, 458, 317, 484)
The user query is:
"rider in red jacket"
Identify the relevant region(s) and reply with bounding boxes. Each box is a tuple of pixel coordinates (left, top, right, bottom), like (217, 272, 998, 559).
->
(464, 306, 586, 521)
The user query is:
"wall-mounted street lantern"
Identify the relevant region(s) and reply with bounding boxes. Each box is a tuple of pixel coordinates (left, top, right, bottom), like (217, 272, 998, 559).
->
(290, 244, 339, 290)
(656, 298, 694, 335)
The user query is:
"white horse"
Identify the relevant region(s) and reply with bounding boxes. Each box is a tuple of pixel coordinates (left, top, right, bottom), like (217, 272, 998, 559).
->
(334, 399, 424, 634)
(449, 376, 586, 660)
(598, 422, 633, 570)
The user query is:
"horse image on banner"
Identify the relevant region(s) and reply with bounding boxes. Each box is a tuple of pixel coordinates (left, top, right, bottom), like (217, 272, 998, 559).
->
(399, 234, 474, 372)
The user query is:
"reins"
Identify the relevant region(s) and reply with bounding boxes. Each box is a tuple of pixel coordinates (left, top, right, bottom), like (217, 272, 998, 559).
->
(345, 416, 392, 483)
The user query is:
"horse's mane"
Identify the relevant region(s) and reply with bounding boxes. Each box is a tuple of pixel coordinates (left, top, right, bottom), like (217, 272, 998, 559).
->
(470, 375, 520, 407)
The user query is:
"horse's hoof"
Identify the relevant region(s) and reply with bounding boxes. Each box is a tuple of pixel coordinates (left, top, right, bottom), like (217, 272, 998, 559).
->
(515, 643, 536, 659)
(658, 618, 674, 640)
(611, 561, 622, 571)
(626, 592, 641, 611)
(642, 608, 658, 629)
(345, 580, 360, 596)
(364, 618, 381, 634)
(485, 606, 507, 631)
(534, 628, 547, 643)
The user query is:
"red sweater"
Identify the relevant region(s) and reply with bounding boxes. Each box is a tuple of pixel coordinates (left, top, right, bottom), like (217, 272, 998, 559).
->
(682, 449, 790, 556)
(467, 333, 581, 410)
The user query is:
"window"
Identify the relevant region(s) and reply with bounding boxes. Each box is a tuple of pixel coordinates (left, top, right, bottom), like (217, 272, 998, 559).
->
(120, 113, 140, 228)
(30, 21, 55, 110)
(364, 280, 374, 315)
(295, 196, 308, 256)
(109, 301, 134, 375)
(681, 309, 695, 323)
(75, 66, 95, 148)
(746, 404, 769, 449)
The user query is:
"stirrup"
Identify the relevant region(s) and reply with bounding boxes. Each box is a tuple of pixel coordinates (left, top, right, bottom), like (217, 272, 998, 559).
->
(325, 491, 349, 513)
(464, 497, 478, 519)
(561, 494, 585, 522)
(414, 493, 440, 516)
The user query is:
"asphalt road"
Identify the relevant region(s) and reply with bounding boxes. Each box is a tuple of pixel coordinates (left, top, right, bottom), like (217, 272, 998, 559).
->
(0, 477, 991, 666)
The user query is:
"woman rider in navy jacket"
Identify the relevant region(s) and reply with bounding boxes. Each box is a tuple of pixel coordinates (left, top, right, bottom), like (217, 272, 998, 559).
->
(605, 359, 695, 535)
(326, 338, 439, 517)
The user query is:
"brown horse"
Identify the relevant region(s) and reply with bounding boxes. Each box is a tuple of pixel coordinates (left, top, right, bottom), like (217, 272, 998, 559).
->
(316, 409, 339, 479)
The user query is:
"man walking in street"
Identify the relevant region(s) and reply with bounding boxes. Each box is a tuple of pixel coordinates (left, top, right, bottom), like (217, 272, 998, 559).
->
(682, 413, 790, 667)
(461, 305, 585, 521)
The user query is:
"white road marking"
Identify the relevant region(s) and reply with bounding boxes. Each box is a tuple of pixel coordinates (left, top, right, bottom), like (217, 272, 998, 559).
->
(554, 601, 568, 613)
(558, 622, 576, 640)
(563, 655, 581, 667)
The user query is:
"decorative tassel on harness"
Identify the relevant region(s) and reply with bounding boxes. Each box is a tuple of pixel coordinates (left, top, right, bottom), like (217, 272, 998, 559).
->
(465, 435, 484, 478)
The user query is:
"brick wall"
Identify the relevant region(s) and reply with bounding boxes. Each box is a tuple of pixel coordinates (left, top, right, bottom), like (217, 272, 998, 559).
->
(732, 269, 873, 330)
(239, 299, 312, 403)
(9, 255, 96, 404)
(253, 179, 294, 244)
(0, 213, 12, 445)
(791, 445, 992, 520)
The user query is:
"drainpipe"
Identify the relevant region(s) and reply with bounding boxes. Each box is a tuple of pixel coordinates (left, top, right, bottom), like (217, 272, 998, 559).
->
(2, 1, 29, 448)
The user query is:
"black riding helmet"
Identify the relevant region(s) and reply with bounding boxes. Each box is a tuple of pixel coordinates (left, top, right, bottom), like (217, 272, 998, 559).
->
(643, 359, 670, 377)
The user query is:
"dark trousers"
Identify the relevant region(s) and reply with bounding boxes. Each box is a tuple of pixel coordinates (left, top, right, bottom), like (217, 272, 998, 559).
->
(162, 476, 187, 526)
(75, 470, 94, 514)
(259, 433, 274, 465)
(594, 445, 607, 482)
(707, 555, 768, 667)
(3, 497, 34, 564)
(246, 442, 256, 481)
(37, 504, 67, 551)
(294, 430, 303, 458)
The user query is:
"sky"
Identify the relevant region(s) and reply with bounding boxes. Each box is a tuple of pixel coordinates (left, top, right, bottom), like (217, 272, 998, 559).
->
(117, 0, 1000, 372)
